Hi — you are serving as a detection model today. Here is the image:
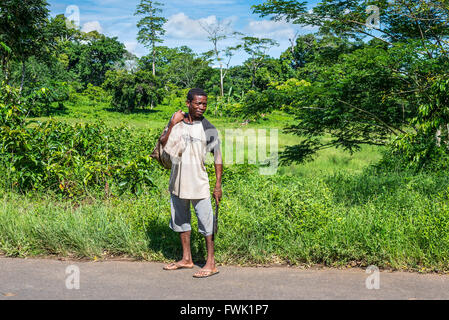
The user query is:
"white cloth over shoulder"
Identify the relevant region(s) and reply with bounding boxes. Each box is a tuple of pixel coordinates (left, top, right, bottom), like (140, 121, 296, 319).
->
(163, 123, 186, 164)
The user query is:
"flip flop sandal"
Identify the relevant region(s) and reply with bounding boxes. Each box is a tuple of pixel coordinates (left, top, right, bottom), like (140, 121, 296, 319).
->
(192, 269, 220, 278)
(163, 263, 194, 270)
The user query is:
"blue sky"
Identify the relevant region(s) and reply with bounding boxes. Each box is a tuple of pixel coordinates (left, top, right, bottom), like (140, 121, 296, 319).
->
(47, 0, 319, 66)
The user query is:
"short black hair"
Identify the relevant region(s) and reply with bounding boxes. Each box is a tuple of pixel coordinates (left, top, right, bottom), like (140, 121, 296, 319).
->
(187, 88, 207, 102)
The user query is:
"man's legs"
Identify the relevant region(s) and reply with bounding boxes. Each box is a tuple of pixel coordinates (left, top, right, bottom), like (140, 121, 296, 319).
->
(165, 194, 218, 275)
(163, 230, 194, 269)
(192, 198, 218, 277)
(177, 230, 217, 270)
(198, 234, 217, 273)
(179, 230, 193, 266)
(164, 194, 194, 270)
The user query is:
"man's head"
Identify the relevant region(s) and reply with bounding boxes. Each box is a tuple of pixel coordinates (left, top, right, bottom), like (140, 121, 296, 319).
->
(186, 88, 207, 120)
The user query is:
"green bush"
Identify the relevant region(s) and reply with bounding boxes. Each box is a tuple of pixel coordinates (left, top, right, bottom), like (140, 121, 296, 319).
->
(103, 69, 164, 113)
(0, 82, 163, 197)
(24, 81, 70, 116)
(375, 135, 449, 173)
(82, 83, 111, 104)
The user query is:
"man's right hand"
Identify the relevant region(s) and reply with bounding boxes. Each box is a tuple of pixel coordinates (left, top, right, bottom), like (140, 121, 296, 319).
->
(161, 110, 184, 148)
(170, 110, 185, 126)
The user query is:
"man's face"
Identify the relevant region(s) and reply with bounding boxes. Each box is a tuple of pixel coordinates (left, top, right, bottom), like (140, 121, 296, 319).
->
(187, 95, 207, 120)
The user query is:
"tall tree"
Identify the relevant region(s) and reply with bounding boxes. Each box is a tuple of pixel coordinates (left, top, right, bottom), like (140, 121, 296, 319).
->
(200, 19, 240, 96)
(0, 0, 50, 92)
(142, 46, 210, 89)
(239, 36, 278, 88)
(45, 14, 80, 45)
(134, 0, 167, 76)
(75, 32, 127, 87)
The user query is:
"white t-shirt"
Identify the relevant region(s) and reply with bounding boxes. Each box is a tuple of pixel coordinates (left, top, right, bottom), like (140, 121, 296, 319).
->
(164, 116, 220, 199)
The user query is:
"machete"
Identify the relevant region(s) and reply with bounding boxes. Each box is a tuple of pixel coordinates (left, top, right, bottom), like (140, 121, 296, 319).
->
(212, 202, 219, 241)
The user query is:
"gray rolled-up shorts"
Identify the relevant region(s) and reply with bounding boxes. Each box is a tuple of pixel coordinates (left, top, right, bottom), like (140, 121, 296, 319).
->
(169, 193, 214, 236)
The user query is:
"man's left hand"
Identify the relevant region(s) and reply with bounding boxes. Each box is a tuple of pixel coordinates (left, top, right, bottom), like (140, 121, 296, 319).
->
(213, 185, 222, 205)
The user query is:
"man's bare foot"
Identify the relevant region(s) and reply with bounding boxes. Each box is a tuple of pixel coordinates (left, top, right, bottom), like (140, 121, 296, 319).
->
(193, 262, 218, 278)
(163, 260, 194, 270)
(193, 267, 219, 278)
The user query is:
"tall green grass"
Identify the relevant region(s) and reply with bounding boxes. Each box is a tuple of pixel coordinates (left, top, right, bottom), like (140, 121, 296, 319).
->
(1, 163, 449, 272)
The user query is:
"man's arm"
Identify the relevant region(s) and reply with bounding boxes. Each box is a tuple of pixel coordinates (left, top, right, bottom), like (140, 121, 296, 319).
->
(213, 148, 223, 205)
(160, 110, 184, 147)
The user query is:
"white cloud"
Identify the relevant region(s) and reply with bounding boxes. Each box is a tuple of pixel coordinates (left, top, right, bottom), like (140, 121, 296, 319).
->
(164, 13, 237, 40)
(164, 13, 209, 39)
(246, 19, 297, 40)
(124, 41, 137, 53)
(82, 21, 103, 33)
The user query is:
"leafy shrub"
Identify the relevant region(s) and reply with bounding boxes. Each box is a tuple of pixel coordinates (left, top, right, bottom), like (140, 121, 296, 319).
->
(0, 82, 28, 127)
(103, 69, 164, 112)
(82, 83, 111, 104)
(0, 82, 162, 197)
(23, 81, 70, 116)
(375, 133, 449, 173)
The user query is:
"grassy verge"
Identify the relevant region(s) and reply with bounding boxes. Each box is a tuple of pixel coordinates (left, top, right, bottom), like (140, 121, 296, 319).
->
(2, 99, 448, 272)
(1, 164, 449, 272)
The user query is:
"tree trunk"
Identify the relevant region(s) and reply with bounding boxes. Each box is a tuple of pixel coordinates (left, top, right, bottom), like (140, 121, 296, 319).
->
(19, 60, 26, 95)
(3, 57, 10, 85)
(436, 126, 442, 147)
(151, 45, 155, 109)
(251, 65, 256, 88)
(220, 63, 224, 97)
(1, 56, 5, 80)
(446, 124, 449, 149)
(289, 38, 295, 55)
(152, 46, 156, 77)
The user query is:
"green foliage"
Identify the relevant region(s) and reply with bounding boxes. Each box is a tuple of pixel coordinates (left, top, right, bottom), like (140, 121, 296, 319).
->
(11, 55, 79, 96)
(134, 0, 167, 75)
(210, 95, 243, 118)
(2, 119, 161, 197)
(0, 82, 27, 127)
(0, 82, 161, 196)
(3, 160, 449, 271)
(239, 36, 279, 88)
(2, 0, 449, 271)
(67, 33, 127, 87)
(376, 75, 449, 172)
(142, 46, 212, 89)
(103, 69, 163, 112)
(24, 82, 70, 116)
(252, 0, 449, 170)
(241, 88, 277, 119)
(282, 45, 411, 158)
(0, 0, 50, 80)
(82, 83, 110, 104)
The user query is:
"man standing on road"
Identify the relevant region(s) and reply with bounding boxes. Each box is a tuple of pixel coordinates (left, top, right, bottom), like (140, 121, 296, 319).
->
(160, 88, 222, 278)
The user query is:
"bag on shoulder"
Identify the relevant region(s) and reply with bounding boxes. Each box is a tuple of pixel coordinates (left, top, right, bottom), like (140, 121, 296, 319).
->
(150, 136, 172, 170)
